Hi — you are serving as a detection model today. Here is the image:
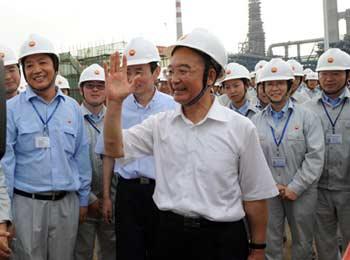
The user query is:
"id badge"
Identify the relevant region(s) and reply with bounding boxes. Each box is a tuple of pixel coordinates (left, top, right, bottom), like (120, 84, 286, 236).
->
(326, 133, 342, 144)
(35, 136, 50, 148)
(272, 157, 286, 168)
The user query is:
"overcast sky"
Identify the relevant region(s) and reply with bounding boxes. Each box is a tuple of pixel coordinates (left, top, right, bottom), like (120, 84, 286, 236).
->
(1, 0, 349, 56)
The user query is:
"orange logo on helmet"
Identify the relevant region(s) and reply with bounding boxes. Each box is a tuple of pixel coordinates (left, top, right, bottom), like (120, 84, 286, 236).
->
(95, 70, 100, 75)
(0, 52, 4, 59)
(271, 67, 278, 73)
(327, 57, 334, 63)
(28, 41, 36, 47)
(129, 49, 136, 56)
(226, 69, 231, 75)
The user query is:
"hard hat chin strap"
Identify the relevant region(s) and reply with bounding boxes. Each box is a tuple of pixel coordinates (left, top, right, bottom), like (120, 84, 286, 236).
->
(183, 62, 210, 107)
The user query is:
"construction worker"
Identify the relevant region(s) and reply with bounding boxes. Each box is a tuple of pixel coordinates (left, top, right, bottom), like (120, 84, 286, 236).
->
(103, 28, 278, 260)
(156, 67, 173, 95)
(304, 48, 350, 260)
(73, 64, 116, 260)
(0, 45, 21, 99)
(0, 165, 11, 259)
(287, 59, 310, 104)
(1, 34, 92, 260)
(221, 62, 259, 118)
(56, 74, 70, 96)
(97, 37, 176, 260)
(251, 58, 325, 260)
(304, 72, 321, 99)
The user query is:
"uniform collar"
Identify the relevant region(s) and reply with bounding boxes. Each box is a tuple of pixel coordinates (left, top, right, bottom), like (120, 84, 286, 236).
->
(81, 102, 106, 119)
(265, 99, 294, 117)
(25, 85, 65, 103)
(229, 99, 250, 116)
(320, 87, 349, 107)
(129, 87, 159, 109)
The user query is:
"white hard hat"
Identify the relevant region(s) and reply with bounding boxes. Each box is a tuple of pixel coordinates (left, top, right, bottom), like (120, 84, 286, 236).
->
(0, 45, 18, 66)
(79, 64, 105, 86)
(125, 37, 160, 66)
(250, 71, 256, 79)
(17, 85, 27, 93)
(221, 62, 250, 83)
(158, 67, 168, 82)
(303, 68, 313, 75)
(19, 34, 59, 63)
(254, 60, 268, 72)
(287, 59, 304, 76)
(305, 72, 319, 81)
(167, 28, 227, 79)
(259, 58, 295, 83)
(316, 48, 350, 72)
(56, 75, 70, 89)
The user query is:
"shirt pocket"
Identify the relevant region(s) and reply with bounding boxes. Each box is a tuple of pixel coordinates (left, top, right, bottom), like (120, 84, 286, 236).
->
(62, 126, 76, 155)
(16, 124, 42, 152)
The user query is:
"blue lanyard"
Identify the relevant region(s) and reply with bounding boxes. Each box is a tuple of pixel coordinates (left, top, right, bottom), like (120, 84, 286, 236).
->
(270, 110, 293, 156)
(30, 98, 61, 133)
(321, 99, 346, 134)
(84, 115, 101, 134)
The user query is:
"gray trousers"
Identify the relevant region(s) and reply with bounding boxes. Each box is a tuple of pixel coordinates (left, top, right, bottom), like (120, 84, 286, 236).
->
(74, 217, 116, 260)
(11, 192, 79, 260)
(266, 187, 317, 260)
(315, 189, 350, 260)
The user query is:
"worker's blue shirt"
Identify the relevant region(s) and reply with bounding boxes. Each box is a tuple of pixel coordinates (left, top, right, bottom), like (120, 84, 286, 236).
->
(229, 99, 250, 116)
(1, 86, 92, 206)
(95, 90, 176, 180)
(322, 88, 347, 108)
(267, 100, 290, 126)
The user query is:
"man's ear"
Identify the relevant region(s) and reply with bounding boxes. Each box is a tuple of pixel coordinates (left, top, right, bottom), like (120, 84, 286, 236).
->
(206, 67, 217, 86)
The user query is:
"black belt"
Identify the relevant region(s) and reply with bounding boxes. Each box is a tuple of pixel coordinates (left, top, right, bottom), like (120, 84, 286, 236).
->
(118, 176, 155, 185)
(159, 210, 243, 229)
(14, 188, 67, 201)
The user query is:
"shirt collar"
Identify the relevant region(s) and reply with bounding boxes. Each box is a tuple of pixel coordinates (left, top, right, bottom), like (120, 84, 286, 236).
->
(265, 99, 293, 118)
(171, 98, 230, 124)
(229, 99, 250, 116)
(131, 87, 159, 109)
(81, 103, 106, 119)
(320, 87, 349, 107)
(25, 85, 66, 103)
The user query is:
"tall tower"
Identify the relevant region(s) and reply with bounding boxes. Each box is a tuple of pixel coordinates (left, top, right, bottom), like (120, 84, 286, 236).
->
(176, 0, 183, 40)
(247, 0, 266, 56)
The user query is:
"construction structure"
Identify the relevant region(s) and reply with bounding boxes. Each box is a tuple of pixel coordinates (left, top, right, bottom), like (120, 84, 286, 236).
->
(176, 0, 183, 40)
(58, 42, 168, 101)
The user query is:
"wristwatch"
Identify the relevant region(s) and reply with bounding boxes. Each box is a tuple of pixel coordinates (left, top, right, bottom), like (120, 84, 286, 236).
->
(249, 242, 266, 249)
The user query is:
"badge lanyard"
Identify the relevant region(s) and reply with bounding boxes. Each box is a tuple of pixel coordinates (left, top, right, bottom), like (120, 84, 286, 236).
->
(30, 98, 61, 135)
(270, 110, 293, 156)
(321, 99, 346, 134)
(84, 115, 101, 134)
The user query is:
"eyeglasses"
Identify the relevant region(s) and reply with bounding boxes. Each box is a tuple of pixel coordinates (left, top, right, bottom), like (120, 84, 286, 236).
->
(83, 82, 105, 90)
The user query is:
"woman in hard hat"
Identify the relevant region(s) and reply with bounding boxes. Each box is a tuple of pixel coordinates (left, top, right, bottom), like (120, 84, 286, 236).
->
(304, 48, 350, 260)
(157, 67, 173, 96)
(303, 72, 321, 99)
(103, 28, 278, 260)
(221, 62, 259, 119)
(252, 58, 325, 260)
(255, 68, 270, 110)
(0, 45, 21, 100)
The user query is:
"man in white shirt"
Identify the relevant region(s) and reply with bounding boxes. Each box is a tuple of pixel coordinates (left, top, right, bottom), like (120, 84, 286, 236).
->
(103, 28, 278, 260)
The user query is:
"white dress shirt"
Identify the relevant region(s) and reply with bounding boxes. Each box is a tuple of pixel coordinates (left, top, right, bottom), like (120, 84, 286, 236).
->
(117, 99, 279, 222)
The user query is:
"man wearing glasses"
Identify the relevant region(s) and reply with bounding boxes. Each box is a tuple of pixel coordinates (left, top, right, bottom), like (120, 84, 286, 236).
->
(74, 64, 116, 260)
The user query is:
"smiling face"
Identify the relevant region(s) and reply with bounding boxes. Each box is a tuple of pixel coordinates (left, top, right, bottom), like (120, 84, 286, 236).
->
(81, 80, 106, 107)
(264, 80, 289, 104)
(319, 70, 347, 98)
(23, 53, 56, 91)
(167, 47, 207, 105)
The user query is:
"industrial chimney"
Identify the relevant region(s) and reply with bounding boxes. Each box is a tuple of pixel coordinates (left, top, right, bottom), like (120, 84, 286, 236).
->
(176, 0, 183, 39)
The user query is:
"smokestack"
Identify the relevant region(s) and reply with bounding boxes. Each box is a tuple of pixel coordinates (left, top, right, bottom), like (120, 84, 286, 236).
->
(176, 0, 183, 40)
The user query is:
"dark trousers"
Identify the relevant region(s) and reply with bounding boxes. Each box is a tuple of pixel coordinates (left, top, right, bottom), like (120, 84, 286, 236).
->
(115, 176, 159, 260)
(154, 211, 249, 260)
